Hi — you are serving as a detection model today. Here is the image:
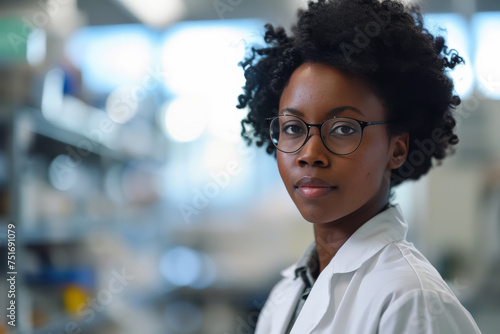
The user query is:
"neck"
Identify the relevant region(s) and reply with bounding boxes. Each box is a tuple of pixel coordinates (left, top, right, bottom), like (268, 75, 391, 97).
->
(313, 195, 390, 273)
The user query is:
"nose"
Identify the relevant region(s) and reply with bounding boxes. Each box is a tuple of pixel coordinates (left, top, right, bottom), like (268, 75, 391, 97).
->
(296, 127, 330, 167)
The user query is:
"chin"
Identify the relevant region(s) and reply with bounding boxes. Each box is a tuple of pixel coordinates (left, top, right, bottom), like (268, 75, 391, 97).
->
(298, 208, 344, 225)
(295, 198, 365, 224)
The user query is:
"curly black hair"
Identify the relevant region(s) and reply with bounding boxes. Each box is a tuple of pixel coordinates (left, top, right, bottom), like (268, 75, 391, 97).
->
(236, 0, 463, 187)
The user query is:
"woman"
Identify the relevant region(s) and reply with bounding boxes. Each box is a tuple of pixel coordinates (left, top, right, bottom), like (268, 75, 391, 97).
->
(236, 0, 482, 333)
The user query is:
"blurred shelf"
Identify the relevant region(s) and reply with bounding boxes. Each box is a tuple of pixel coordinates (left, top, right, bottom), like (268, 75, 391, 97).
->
(20, 214, 157, 245)
(22, 225, 90, 245)
(32, 312, 108, 334)
(23, 107, 129, 162)
(20, 216, 111, 245)
(0, 218, 12, 245)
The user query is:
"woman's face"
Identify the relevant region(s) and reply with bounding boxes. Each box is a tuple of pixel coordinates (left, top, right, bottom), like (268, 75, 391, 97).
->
(277, 62, 405, 224)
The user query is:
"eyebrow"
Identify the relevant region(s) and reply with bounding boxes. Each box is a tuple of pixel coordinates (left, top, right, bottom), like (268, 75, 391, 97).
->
(281, 106, 365, 117)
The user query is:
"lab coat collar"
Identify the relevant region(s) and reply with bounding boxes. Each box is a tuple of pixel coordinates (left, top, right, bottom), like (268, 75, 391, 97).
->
(272, 205, 407, 334)
(281, 204, 408, 279)
(293, 242, 318, 285)
(323, 204, 408, 276)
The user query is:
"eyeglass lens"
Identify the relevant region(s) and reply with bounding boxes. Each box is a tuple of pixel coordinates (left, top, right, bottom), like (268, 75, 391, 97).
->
(269, 115, 363, 155)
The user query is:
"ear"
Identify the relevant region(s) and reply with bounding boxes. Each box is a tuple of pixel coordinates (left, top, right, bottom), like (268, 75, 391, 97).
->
(388, 132, 409, 170)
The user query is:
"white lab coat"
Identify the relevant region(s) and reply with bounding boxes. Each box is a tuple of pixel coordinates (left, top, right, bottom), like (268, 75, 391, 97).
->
(255, 205, 482, 334)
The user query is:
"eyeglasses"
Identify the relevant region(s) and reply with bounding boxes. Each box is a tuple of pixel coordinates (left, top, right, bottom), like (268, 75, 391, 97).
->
(267, 115, 391, 155)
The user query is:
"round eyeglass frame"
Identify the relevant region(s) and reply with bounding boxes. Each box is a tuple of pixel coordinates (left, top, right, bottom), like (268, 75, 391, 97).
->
(267, 115, 392, 155)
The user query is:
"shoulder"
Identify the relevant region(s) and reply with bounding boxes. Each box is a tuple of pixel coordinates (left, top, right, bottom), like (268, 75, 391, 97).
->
(359, 240, 451, 295)
(377, 287, 481, 333)
(359, 241, 481, 333)
(341, 239, 456, 316)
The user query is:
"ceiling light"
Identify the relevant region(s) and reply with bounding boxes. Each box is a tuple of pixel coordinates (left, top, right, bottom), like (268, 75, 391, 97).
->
(115, 0, 186, 28)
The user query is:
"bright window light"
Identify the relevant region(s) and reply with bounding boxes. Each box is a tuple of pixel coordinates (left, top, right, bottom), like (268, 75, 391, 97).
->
(424, 14, 474, 99)
(473, 12, 500, 100)
(116, 0, 186, 28)
(206, 100, 247, 143)
(159, 97, 207, 143)
(202, 140, 240, 173)
(66, 25, 155, 93)
(160, 20, 265, 99)
(158, 19, 264, 144)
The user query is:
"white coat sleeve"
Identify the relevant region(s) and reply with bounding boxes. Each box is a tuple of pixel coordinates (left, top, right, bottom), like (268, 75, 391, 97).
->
(378, 289, 482, 334)
(254, 279, 285, 334)
(254, 302, 272, 334)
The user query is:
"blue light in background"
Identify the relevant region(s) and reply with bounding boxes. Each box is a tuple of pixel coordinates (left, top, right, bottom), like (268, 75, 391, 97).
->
(159, 246, 203, 287)
(158, 246, 217, 289)
(158, 97, 207, 143)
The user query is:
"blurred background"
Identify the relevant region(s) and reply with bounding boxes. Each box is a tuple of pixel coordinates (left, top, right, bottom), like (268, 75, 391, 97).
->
(0, 0, 499, 333)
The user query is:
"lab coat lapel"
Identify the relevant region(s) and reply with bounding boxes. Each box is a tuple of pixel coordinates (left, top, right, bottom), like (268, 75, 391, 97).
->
(289, 267, 333, 334)
(270, 267, 305, 334)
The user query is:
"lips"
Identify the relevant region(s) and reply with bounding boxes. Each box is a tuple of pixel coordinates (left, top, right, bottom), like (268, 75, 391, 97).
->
(294, 177, 337, 199)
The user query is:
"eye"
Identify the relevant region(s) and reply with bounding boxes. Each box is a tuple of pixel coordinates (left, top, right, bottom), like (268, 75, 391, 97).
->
(282, 122, 305, 136)
(331, 125, 356, 136)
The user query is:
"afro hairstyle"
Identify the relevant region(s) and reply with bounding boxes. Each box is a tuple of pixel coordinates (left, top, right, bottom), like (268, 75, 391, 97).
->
(236, 0, 463, 186)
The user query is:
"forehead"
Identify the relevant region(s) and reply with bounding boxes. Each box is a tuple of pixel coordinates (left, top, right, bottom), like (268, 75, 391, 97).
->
(279, 62, 386, 120)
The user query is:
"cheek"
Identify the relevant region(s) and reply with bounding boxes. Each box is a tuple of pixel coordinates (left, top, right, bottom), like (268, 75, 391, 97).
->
(346, 141, 389, 188)
(276, 152, 293, 185)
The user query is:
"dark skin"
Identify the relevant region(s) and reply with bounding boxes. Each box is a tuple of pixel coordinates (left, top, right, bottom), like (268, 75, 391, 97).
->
(277, 62, 409, 273)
